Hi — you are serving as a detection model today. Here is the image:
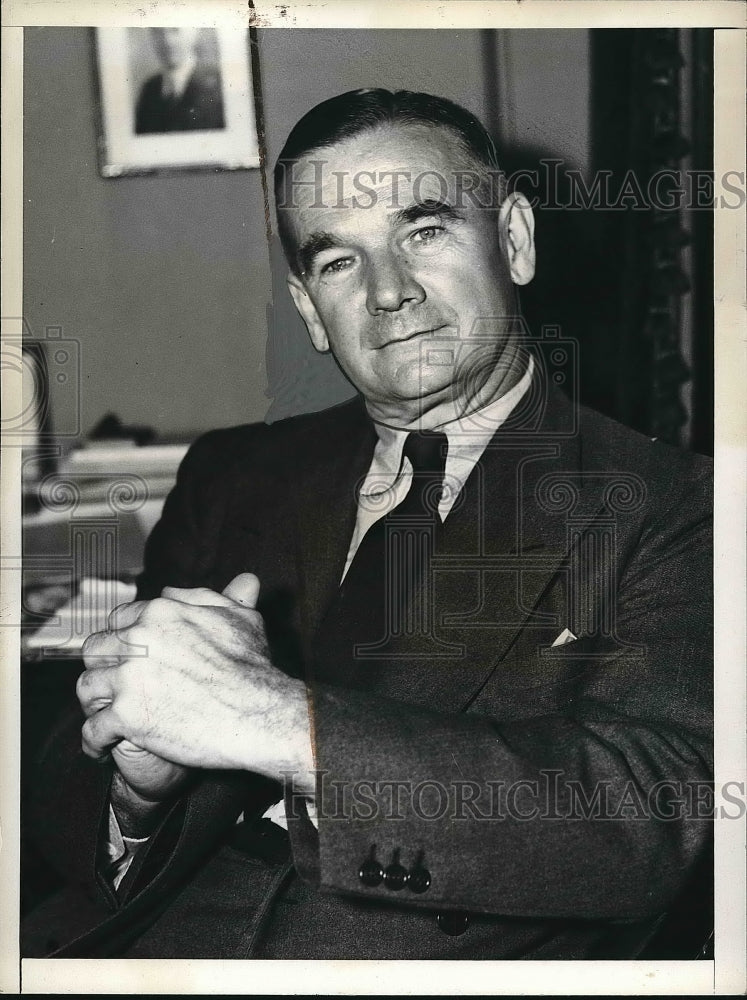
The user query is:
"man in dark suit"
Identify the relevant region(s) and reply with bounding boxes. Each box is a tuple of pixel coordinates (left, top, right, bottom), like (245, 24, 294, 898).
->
(22, 89, 712, 960)
(134, 27, 225, 134)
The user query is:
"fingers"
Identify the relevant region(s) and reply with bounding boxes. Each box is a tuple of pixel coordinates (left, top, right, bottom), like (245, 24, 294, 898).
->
(161, 573, 260, 610)
(78, 675, 151, 758)
(108, 600, 148, 630)
(160, 586, 236, 608)
(82, 629, 125, 669)
(85, 585, 262, 676)
(81, 600, 149, 669)
(94, 582, 262, 647)
(81, 705, 123, 761)
(76, 663, 117, 717)
(113, 738, 152, 758)
(221, 573, 260, 608)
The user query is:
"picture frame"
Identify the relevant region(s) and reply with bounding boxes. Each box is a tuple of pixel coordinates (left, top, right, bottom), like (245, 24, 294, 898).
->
(92, 26, 260, 176)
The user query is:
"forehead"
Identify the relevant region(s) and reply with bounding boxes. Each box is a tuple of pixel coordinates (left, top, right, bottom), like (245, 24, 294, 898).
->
(282, 122, 483, 217)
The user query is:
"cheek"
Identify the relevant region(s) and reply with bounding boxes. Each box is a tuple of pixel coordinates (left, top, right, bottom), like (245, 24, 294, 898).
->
(315, 285, 365, 334)
(457, 272, 511, 325)
(324, 321, 379, 383)
(420, 249, 504, 306)
(319, 286, 378, 345)
(327, 315, 365, 353)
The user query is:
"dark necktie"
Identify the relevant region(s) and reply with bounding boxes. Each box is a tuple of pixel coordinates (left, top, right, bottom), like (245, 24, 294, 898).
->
(312, 430, 448, 677)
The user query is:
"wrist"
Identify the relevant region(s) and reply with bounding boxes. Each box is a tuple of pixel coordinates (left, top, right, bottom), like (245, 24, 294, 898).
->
(292, 682, 317, 797)
(284, 679, 316, 787)
(238, 678, 316, 794)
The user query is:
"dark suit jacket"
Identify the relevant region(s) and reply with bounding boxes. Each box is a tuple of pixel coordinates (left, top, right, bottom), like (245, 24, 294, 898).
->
(22, 379, 713, 959)
(135, 67, 225, 134)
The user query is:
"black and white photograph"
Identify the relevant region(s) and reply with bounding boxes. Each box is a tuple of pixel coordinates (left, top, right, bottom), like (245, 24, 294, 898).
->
(131, 27, 226, 136)
(2, 2, 745, 994)
(93, 25, 259, 175)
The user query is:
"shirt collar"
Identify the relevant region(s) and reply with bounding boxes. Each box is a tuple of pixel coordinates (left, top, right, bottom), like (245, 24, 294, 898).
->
(362, 355, 535, 495)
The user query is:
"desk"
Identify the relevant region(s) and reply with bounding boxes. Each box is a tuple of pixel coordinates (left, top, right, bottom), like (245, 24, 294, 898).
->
(22, 487, 169, 656)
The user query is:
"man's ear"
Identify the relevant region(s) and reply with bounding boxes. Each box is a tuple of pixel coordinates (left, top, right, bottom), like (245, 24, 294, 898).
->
(498, 191, 536, 286)
(286, 272, 330, 353)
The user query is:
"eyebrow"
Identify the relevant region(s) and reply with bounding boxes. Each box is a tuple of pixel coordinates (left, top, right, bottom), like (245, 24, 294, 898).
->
(391, 199, 464, 227)
(296, 232, 345, 276)
(296, 200, 464, 275)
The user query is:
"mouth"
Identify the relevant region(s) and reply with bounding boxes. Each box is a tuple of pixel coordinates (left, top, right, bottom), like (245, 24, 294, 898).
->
(376, 325, 448, 349)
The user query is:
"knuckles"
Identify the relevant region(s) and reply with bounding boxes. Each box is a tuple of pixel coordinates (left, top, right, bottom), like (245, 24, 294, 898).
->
(139, 596, 173, 625)
(124, 622, 150, 651)
(81, 630, 102, 659)
(107, 599, 142, 630)
(107, 600, 128, 628)
(189, 587, 225, 603)
(75, 669, 92, 706)
(80, 715, 105, 758)
(81, 719, 117, 762)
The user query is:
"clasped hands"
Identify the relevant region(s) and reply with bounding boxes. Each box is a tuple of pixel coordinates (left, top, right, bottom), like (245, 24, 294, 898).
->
(77, 573, 315, 809)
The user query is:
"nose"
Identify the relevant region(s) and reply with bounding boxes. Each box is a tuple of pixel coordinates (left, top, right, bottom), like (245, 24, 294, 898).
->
(365, 252, 425, 315)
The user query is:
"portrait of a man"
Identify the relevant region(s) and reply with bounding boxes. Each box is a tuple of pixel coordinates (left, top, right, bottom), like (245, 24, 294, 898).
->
(16, 14, 736, 983)
(133, 26, 225, 135)
(20, 81, 714, 962)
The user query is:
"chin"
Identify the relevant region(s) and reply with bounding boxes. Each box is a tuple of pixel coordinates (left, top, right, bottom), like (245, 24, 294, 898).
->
(384, 360, 455, 400)
(368, 383, 455, 423)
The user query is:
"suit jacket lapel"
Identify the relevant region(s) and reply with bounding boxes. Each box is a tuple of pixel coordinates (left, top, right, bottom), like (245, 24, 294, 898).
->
(426, 384, 617, 710)
(293, 397, 378, 657)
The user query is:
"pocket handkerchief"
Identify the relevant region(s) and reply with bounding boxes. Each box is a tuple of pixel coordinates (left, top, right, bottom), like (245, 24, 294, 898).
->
(551, 627, 578, 648)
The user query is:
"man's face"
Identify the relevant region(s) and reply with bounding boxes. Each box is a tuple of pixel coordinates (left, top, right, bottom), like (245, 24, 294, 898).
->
(151, 27, 198, 69)
(285, 122, 535, 426)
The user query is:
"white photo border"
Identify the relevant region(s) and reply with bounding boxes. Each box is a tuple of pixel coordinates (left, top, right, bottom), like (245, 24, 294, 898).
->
(2, 2, 745, 996)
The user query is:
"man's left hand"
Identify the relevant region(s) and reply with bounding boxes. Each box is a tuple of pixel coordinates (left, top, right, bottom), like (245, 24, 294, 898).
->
(77, 574, 315, 792)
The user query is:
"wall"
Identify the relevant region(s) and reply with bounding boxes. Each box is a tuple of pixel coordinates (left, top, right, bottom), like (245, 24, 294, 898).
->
(23, 28, 590, 439)
(492, 30, 590, 177)
(25, 29, 264, 440)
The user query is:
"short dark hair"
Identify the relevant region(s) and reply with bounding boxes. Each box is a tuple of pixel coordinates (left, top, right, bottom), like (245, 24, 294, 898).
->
(273, 88, 501, 275)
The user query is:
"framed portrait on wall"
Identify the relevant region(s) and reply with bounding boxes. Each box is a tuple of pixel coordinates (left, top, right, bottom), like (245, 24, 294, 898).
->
(92, 26, 260, 176)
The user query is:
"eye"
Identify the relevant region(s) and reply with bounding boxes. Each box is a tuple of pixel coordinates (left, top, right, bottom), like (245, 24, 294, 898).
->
(410, 225, 445, 244)
(320, 256, 355, 276)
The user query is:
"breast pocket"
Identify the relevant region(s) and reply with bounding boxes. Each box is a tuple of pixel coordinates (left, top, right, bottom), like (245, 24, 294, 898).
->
(466, 632, 598, 721)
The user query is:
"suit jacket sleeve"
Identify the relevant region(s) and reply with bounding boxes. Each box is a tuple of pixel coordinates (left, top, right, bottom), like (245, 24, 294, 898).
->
(287, 451, 713, 923)
(136, 427, 241, 599)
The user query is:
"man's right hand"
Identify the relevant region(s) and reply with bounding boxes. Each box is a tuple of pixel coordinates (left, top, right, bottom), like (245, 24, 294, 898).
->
(82, 574, 262, 830)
